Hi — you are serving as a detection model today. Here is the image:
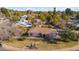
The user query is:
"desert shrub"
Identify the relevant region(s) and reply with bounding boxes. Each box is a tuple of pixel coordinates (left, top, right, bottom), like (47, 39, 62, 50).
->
(26, 43, 37, 49)
(21, 32, 28, 36)
(47, 25, 53, 28)
(59, 28, 71, 42)
(66, 23, 75, 30)
(59, 28, 78, 42)
(48, 39, 57, 44)
(69, 32, 78, 41)
(17, 37, 26, 41)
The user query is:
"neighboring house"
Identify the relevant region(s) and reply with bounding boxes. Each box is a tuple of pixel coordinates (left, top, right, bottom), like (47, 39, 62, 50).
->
(28, 27, 58, 40)
(54, 25, 61, 29)
(75, 23, 79, 30)
(34, 19, 42, 26)
(70, 15, 76, 20)
(17, 15, 32, 27)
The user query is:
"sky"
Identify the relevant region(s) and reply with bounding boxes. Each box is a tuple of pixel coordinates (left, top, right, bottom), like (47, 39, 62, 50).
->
(6, 7, 79, 11)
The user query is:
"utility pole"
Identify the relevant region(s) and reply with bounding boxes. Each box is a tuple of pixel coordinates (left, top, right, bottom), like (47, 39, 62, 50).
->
(53, 7, 56, 15)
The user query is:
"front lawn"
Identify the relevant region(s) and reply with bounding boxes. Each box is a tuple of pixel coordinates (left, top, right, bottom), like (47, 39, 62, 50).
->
(3, 37, 78, 50)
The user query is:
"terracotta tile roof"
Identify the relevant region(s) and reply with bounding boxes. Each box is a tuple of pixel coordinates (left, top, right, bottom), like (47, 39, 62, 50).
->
(28, 27, 57, 34)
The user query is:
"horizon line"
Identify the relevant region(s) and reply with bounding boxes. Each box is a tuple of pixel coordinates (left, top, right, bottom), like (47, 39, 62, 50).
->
(6, 7, 79, 11)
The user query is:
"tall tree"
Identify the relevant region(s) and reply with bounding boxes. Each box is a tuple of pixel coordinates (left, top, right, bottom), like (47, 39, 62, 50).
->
(62, 14, 70, 21)
(1, 7, 10, 16)
(46, 15, 53, 25)
(39, 13, 46, 21)
(13, 11, 21, 16)
(65, 8, 73, 15)
(26, 10, 32, 14)
(76, 13, 79, 19)
(53, 14, 61, 25)
(53, 7, 56, 15)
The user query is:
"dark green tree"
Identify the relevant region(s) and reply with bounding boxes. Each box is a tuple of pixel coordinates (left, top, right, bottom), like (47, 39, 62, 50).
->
(1, 7, 10, 16)
(60, 28, 78, 42)
(52, 14, 61, 25)
(45, 15, 53, 25)
(76, 13, 79, 19)
(62, 13, 70, 21)
(39, 13, 46, 21)
(65, 8, 73, 15)
(53, 7, 56, 15)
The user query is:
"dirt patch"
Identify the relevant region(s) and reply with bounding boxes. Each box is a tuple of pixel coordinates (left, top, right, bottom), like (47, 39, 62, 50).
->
(3, 38, 78, 50)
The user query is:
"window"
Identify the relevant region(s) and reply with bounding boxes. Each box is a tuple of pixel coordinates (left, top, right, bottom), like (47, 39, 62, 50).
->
(30, 33, 32, 36)
(43, 34, 46, 38)
(22, 20, 24, 22)
(38, 33, 42, 37)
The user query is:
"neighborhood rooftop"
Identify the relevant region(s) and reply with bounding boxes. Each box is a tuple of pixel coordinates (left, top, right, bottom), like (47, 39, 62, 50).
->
(28, 27, 57, 34)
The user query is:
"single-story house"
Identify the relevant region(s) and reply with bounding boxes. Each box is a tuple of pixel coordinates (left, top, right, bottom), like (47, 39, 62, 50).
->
(28, 27, 58, 40)
(70, 15, 76, 20)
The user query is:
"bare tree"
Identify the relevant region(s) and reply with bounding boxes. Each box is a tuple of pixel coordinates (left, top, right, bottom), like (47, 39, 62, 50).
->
(0, 19, 23, 41)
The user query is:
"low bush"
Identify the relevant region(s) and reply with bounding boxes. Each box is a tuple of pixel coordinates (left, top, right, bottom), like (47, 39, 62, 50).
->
(17, 37, 26, 41)
(48, 39, 57, 44)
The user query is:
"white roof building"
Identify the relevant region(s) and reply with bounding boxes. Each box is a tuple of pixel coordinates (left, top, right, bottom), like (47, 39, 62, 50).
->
(21, 15, 28, 20)
(75, 23, 79, 28)
(17, 15, 32, 27)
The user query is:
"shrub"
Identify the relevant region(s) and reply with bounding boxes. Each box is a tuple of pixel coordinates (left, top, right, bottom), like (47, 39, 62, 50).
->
(26, 43, 38, 49)
(69, 32, 78, 41)
(17, 37, 25, 41)
(21, 33, 28, 36)
(48, 39, 57, 44)
(59, 28, 71, 42)
(59, 28, 78, 42)
(48, 25, 52, 28)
